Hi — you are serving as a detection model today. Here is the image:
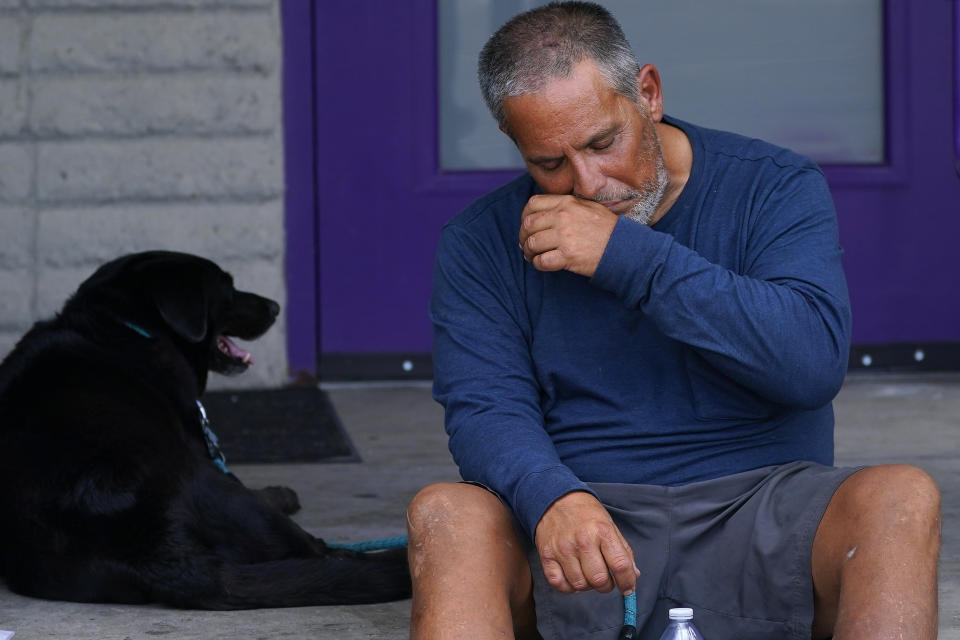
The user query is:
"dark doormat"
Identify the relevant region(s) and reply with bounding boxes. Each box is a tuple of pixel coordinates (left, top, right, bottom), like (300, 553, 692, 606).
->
(200, 387, 360, 464)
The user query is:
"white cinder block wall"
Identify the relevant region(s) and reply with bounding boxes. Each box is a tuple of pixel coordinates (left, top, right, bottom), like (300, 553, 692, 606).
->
(0, 0, 289, 389)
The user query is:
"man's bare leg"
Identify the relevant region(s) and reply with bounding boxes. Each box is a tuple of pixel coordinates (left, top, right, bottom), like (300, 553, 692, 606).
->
(812, 464, 941, 639)
(407, 482, 539, 640)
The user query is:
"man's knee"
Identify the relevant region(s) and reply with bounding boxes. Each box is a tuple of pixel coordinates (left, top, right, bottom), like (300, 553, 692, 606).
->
(813, 465, 940, 639)
(814, 466, 940, 603)
(407, 483, 463, 538)
(406, 482, 531, 594)
(833, 464, 941, 543)
(407, 482, 511, 541)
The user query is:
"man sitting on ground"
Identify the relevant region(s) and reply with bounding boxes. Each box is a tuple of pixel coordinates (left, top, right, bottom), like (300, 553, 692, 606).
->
(408, 3, 941, 639)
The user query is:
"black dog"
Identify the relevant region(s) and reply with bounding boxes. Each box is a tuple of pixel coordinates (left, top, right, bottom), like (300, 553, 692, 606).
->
(0, 251, 410, 609)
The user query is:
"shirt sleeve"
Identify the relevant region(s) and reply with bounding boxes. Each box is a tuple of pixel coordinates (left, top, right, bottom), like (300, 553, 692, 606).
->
(590, 167, 851, 408)
(430, 221, 592, 540)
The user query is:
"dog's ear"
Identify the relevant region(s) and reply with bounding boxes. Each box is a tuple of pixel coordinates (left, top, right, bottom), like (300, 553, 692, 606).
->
(155, 284, 208, 343)
(148, 264, 214, 344)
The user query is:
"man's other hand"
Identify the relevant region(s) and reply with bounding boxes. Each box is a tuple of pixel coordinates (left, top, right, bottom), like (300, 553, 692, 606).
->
(534, 490, 640, 595)
(519, 195, 618, 278)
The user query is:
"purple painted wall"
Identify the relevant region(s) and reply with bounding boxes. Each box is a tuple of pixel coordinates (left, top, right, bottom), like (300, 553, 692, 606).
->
(282, 0, 960, 374)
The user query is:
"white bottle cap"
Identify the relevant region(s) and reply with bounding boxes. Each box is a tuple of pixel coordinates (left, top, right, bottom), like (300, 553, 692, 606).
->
(669, 607, 694, 620)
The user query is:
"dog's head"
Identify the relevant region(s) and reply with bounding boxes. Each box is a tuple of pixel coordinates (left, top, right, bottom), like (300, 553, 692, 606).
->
(70, 251, 280, 379)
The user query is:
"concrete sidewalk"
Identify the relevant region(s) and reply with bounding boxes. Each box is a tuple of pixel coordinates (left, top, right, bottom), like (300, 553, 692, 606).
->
(0, 373, 956, 638)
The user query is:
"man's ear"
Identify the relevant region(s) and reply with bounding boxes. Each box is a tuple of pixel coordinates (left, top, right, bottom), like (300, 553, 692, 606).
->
(636, 63, 664, 122)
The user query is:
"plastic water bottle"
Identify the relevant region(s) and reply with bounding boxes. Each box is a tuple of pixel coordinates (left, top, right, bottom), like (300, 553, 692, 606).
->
(657, 607, 704, 640)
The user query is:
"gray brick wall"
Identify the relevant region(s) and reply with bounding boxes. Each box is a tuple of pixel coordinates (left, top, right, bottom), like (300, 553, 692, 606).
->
(0, 0, 288, 389)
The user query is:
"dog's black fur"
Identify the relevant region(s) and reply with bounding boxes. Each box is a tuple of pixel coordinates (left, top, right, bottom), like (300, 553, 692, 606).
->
(0, 251, 410, 609)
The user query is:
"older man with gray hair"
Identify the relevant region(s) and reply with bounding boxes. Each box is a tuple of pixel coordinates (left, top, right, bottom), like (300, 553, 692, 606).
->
(408, 3, 940, 639)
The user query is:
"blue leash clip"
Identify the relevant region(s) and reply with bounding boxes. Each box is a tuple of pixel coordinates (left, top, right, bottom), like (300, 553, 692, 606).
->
(196, 400, 229, 474)
(618, 591, 638, 638)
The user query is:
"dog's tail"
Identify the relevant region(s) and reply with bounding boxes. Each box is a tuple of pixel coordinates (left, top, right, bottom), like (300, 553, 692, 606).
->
(160, 548, 411, 610)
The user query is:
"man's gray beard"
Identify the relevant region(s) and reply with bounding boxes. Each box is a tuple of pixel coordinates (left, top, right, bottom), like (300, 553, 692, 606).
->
(578, 105, 670, 224)
(590, 115, 670, 226)
(625, 151, 668, 226)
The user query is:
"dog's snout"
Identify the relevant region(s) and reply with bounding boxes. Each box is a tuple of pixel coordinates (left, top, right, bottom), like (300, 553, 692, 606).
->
(266, 300, 280, 318)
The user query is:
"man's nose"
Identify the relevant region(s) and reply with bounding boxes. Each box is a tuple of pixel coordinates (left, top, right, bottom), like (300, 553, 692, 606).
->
(570, 156, 604, 200)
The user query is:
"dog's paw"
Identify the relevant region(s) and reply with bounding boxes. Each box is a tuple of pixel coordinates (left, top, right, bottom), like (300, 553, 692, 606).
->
(255, 485, 301, 514)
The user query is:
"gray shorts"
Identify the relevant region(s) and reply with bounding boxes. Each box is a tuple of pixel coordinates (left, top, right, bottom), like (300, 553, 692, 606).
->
(526, 461, 862, 640)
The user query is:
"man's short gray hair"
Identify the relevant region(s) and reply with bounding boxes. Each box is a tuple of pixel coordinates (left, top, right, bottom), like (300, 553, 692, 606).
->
(478, 1, 641, 134)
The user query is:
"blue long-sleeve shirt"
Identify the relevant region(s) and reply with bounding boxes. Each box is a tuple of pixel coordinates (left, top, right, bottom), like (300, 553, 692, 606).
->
(430, 116, 851, 540)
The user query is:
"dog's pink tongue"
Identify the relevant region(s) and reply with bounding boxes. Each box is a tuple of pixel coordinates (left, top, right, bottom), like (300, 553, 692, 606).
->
(218, 336, 253, 364)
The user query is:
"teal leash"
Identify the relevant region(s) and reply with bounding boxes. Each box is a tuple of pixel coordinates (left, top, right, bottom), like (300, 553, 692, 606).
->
(327, 536, 638, 635)
(325, 536, 409, 552)
(121, 320, 153, 339)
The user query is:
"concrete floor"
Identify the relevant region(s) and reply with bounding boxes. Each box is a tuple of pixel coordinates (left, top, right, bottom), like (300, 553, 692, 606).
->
(0, 372, 957, 639)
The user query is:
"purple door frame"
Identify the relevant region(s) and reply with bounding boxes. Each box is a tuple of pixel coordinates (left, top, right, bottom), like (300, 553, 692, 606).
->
(282, 0, 318, 379)
(282, 0, 960, 379)
(956, 0, 960, 177)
